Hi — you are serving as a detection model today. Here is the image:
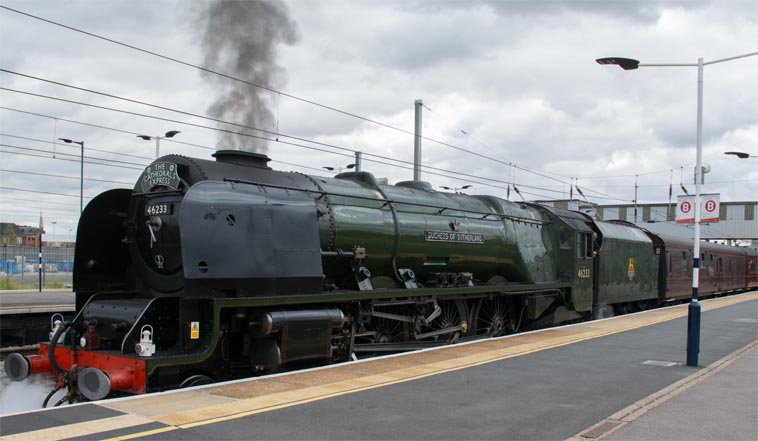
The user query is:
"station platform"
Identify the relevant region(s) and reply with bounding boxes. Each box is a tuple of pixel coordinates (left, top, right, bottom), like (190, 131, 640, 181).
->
(0, 289, 74, 315)
(1, 292, 756, 440)
(0, 290, 75, 347)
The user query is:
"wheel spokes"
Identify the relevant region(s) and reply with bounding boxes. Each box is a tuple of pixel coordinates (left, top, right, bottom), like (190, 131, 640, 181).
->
(477, 296, 510, 337)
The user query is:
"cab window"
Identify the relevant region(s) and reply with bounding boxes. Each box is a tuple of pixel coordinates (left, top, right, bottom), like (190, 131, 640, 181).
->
(576, 233, 593, 259)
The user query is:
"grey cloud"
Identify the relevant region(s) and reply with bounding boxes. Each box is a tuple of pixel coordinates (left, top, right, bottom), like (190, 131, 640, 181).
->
(408, 0, 712, 22)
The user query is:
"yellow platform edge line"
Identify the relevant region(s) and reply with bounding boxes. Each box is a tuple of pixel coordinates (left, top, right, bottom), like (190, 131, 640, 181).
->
(101, 425, 178, 441)
(0, 414, 155, 441)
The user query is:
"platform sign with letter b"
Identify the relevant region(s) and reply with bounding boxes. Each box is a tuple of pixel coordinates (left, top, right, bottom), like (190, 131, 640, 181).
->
(676, 194, 720, 223)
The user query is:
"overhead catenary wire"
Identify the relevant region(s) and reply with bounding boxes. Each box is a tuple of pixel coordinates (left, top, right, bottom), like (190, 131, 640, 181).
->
(0, 195, 82, 207)
(0, 186, 94, 199)
(0, 133, 155, 161)
(1, 90, 598, 199)
(5, 97, 751, 204)
(551, 151, 726, 181)
(2, 74, 523, 186)
(0, 69, 632, 202)
(0, 107, 217, 153)
(0, 148, 142, 170)
(3, 208, 81, 217)
(0, 148, 144, 171)
(5, 73, 745, 202)
(0, 168, 134, 185)
(0, 142, 148, 169)
(0, 137, 564, 200)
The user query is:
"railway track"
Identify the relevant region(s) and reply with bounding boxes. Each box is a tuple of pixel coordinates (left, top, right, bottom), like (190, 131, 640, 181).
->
(0, 344, 38, 361)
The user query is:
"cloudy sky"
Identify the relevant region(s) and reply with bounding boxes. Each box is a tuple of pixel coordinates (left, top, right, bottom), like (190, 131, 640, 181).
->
(1, 0, 756, 237)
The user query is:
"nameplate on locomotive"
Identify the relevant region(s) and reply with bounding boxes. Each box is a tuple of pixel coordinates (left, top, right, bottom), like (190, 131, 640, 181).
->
(140, 162, 180, 192)
(425, 230, 484, 244)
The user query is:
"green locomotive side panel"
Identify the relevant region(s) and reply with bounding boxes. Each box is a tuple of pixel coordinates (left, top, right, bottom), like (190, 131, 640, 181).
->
(385, 186, 530, 283)
(319, 174, 552, 286)
(319, 176, 396, 284)
(330, 204, 395, 270)
(387, 185, 443, 274)
(473, 196, 555, 283)
(595, 222, 658, 304)
(511, 222, 553, 282)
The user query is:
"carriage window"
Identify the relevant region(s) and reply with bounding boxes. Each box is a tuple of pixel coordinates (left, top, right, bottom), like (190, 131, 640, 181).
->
(667, 251, 672, 276)
(680, 251, 688, 276)
(717, 257, 723, 275)
(706, 254, 715, 276)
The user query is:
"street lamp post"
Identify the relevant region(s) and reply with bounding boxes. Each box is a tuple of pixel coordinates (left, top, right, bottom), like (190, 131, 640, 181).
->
(137, 130, 181, 159)
(597, 51, 758, 367)
(58, 138, 84, 214)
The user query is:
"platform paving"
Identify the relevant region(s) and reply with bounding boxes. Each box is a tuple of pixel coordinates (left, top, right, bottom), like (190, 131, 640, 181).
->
(0, 292, 755, 440)
(573, 341, 757, 440)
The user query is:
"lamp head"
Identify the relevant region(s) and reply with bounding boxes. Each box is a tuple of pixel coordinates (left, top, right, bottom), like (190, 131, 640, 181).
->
(724, 151, 750, 159)
(136, 135, 152, 141)
(596, 57, 640, 70)
(164, 130, 181, 138)
(58, 138, 83, 146)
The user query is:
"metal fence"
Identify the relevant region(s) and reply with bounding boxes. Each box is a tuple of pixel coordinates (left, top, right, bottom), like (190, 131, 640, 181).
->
(0, 246, 74, 284)
(0, 245, 75, 274)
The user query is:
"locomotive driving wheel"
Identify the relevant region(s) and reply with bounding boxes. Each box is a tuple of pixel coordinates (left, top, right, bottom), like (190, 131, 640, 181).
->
(356, 305, 409, 345)
(426, 299, 469, 342)
(179, 374, 215, 388)
(373, 317, 407, 344)
(474, 295, 512, 337)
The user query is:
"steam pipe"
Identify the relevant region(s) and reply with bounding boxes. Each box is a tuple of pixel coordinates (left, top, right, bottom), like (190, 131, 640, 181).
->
(48, 321, 71, 375)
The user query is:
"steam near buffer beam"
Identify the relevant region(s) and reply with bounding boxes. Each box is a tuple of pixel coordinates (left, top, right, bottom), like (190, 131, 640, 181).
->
(199, 0, 299, 153)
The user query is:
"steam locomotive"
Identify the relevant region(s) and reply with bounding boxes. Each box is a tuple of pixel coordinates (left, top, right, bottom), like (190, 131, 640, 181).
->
(5, 150, 757, 404)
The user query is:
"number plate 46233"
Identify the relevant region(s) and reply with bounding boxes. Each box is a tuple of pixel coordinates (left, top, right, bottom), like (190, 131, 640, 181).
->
(145, 203, 171, 216)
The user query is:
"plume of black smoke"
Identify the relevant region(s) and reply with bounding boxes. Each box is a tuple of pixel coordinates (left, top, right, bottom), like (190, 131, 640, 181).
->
(199, 0, 299, 153)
